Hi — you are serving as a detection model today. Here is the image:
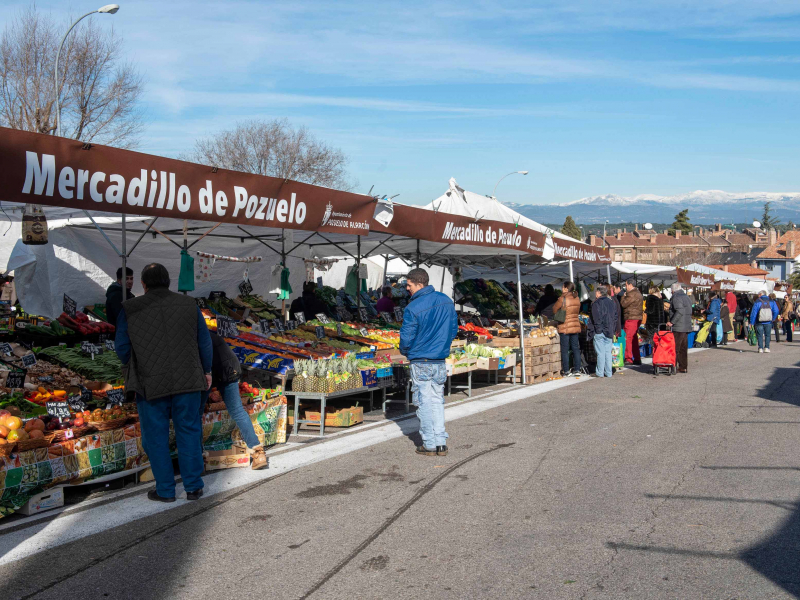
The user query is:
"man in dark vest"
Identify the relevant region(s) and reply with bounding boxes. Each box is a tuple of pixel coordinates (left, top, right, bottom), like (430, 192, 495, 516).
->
(115, 263, 212, 502)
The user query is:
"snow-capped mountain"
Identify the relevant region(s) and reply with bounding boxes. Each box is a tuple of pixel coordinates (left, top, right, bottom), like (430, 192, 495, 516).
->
(504, 190, 800, 224)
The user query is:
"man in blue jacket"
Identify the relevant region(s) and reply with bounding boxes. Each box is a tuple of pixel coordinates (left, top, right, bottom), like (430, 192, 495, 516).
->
(400, 268, 458, 457)
(588, 285, 617, 377)
(705, 293, 721, 349)
(750, 291, 779, 353)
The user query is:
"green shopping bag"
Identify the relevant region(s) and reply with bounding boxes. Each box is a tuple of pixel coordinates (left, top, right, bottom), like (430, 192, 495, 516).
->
(611, 336, 625, 370)
(747, 326, 757, 346)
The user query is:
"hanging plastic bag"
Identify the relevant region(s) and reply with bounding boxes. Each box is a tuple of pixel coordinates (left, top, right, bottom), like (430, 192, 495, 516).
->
(178, 249, 195, 292)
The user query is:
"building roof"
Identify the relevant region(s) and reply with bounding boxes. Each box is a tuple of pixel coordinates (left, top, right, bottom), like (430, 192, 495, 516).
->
(722, 233, 760, 247)
(706, 264, 770, 277)
(699, 235, 732, 247)
(601, 232, 707, 248)
(756, 230, 800, 260)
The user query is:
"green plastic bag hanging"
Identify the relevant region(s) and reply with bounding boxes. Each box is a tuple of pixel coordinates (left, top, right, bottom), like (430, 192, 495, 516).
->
(278, 267, 292, 301)
(178, 249, 195, 292)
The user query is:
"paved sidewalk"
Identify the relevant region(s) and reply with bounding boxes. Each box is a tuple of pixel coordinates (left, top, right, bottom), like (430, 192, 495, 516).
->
(1, 342, 799, 599)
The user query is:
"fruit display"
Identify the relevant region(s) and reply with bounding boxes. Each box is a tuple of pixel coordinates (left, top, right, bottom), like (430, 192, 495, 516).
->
(56, 312, 115, 336)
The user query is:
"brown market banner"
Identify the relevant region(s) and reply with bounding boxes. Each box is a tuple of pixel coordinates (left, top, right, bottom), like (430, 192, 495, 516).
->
(0, 128, 376, 236)
(711, 279, 736, 292)
(676, 267, 714, 288)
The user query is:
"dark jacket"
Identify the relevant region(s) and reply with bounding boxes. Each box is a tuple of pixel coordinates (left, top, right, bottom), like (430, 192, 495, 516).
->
(552, 293, 581, 335)
(534, 293, 558, 319)
(115, 288, 212, 401)
(588, 296, 617, 340)
(399, 285, 458, 362)
(289, 292, 328, 322)
(612, 295, 623, 336)
(210, 331, 241, 387)
(620, 287, 644, 321)
(644, 294, 665, 328)
(669, 289, 693, 333)
(720, 305, 733, 333)
(106, 282, 135, 327)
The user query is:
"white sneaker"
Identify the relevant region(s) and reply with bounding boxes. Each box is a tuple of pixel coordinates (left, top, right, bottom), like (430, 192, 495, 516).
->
(758, 348, 764, 353)
(765, 348, 771, 353)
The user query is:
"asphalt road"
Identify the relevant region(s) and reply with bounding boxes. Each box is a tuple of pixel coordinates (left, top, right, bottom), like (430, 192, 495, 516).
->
(2, 339, 799, 600)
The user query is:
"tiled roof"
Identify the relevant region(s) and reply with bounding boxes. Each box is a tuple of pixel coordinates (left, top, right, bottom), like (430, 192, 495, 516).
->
(722, 233, 759, 247)
(601, 233, 707, 248)
(707, 264, 770, 276)
(756, 231, 800, 260)
(700, 236, 732, 247)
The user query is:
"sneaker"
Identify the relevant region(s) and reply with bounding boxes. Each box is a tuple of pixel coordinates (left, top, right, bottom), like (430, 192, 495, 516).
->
(416, 446, 437, 456)
(436, 445, 448, 456)
(186, 488, 204, 501)
(147, 490, 175, 503)
(758, 348, 764, 353)
(765, 348, 771, 353)
(250, 446, 268, 471)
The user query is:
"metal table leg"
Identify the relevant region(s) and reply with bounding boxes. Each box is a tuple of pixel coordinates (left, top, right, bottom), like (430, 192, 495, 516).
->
(382, 386, 388, 413)
(319, 393, 326, 437)
(293, 394, 300, 436)
(369, 389, 374, 413)
(447, 376, 451, 397)
(513, 365, 517, 385)
(467, 370, 472, 397)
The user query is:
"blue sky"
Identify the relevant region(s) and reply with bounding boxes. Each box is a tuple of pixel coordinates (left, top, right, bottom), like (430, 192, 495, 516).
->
(3, 0, 800, 205)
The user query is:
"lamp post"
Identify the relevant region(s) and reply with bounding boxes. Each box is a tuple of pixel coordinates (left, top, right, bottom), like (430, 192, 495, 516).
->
(54, 4, 120, 137)
(491, 171, 528, 200)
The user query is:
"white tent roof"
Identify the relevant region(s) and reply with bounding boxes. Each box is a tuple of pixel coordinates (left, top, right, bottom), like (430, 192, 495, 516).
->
(464, 261, 676, 285)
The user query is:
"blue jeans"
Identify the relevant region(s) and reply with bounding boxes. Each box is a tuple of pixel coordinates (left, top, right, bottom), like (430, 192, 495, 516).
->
(755, 322, 772, 350)
(593, 333, 613, 377)
(560, 333, 581, 373)
(137, 391, 204, 498)
(410, 362, 448, 449)
(201, 381, 261, 448)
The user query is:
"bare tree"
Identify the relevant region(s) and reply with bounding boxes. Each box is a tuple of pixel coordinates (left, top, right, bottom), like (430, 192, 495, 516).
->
(184, 119, 355, 191)
(0, 5, 144, 147)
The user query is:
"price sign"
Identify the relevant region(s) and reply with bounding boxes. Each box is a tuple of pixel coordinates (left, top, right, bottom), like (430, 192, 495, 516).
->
(315, 326, 325, 340)
(286, 320, 297, 331)
(380, 311, 393, 323)
(38, 375, 54, 383)
(106, 388, 125, 406)
(258, 320, 271, 335)
(271, 319, 285, 333)
(80, 385, 93, 403)
(360, 327, 369, 337)
(209, 291, 226, 300)
(336, 322, 343, 337)
(459, 318, 466, 326)
(217, 316, 238, 338)
(46, 401, 71, 419)
(238, 279, 253, 296)
(294, 312, 306, 324)
(21, 353, 37, 368)
(196, 297, 208, 309)
(63, 294, 77, 318)
(315, 313, 330, 324)
(0, 342, 12, 356)
(5, 370, 26, 389)
(98, 333, 108, 343)
(105, 340, 116, 352)
(81, 341, 102, 356)
(336, 306, 351, 321)
(358, 307, 369, 322)
(393, 307, 404, 322)
(68, 395, 87, 412)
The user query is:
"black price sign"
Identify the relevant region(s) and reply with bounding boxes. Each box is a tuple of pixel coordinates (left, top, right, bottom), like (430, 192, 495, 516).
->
(46, 401, 71, 418)
(380, 311, 393, 322)
(294, 312, 306, 324)
(5, 370, 26, 389)
(0, 343, 12, 356)
(21, 353, 37, 368)
(360, 327, 369, 337)
(209, 291, 226, 300)
(258, 320, 271, 335)
(358, 307, 369, 322)
(196, 297, 208, 309)
(217, 316, 238, 338)
(315, 326, 325, 340)
(336, 306, 350, 321)
(238, 279, 253, 296)
(81, 341, 101, 356)
(63, 294, 77, 318)
(38, 375, 54, 383)
(315, 313, 330, 324)
(393, 307, 404, 322)
(98, 333, 108, 343)
(68, 395, 87, 412)
(80, 385, 93, 403)
(106, 388, 125, 406)
(336, 322, 343, 337)
(272, 319, 285, 332)
(105, 340, 116, 352)
(286, 320, 297, 331)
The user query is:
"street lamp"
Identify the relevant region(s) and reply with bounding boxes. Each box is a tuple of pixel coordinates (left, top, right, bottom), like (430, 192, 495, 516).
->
(491, 171, 528, 200)
(54, 4, 120, 137)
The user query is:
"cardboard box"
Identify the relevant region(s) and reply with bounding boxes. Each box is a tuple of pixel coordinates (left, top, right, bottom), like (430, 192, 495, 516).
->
(450, 339, 466, 348)
(446, 357, 478, 376)
(476, 357, 500, 370)
(499, 353, 517, 369)
(18, 487, 64, 516)
(205, 443, 250, 470)
(305, 406, 364, 428)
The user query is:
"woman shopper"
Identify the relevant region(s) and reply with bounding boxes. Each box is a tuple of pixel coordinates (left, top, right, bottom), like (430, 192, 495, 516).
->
(643, 287, 665, 340)
(781, 295, 794, 343)
(705, 293, 721, 348)
(719, 297, 733, 346)
(203, 331, 268, 470)
(552, 281, 582, 376)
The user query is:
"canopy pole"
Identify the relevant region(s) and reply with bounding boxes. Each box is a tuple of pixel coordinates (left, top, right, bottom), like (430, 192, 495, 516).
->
(416, 239, 420, 268)
(383, 254, 390, 286)
(569, 260, 574, 283)
(356, 236, 362, 315)
(121, 214, 127, 300)
(606, 263, 612, 284)
(181, 220, 188, 295)
(281, 230, 286, 320)
(516, 254, 526, 384)
(440, 265, 446, 293)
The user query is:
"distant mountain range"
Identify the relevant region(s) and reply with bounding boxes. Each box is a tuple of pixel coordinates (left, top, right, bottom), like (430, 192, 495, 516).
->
(504, 190, 800, 225)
